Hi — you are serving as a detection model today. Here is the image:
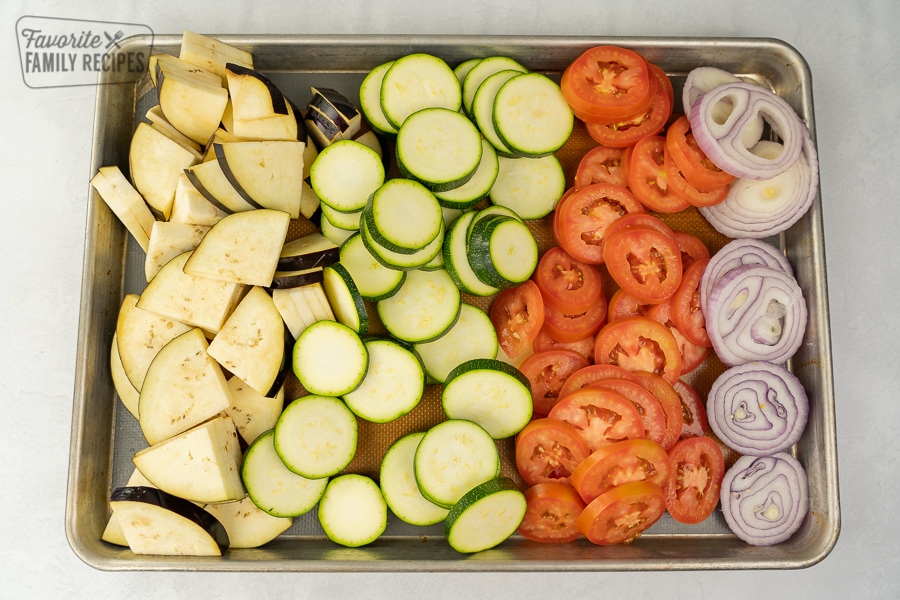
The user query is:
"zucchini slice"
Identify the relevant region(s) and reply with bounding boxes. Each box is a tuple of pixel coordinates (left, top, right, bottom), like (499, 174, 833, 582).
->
(274, 394, 358, 479)
(414, 303, 499, 383)
(338, 232, 406, 301)
(342, 337, 425, 423)
(317, 474, 387, 547)
(441, 211, 500, 297)
(413, 419, 501, 509)
(444, 477, 527, 554)
(492, 72, 574, 158)
(461, 55, 528, 117)
(441, 358, 533, 439)
(321, 263, 369, 335)
(467, 215, 539, 288)
(489, 154, 567, 220)
(310, 139, 385, 213)
(242, 430, 328, 518)
(380, 53, 461, 129)
(358, 61, 398, 136)
(434, 138, 500, 210)
(379, 432, 450, 526)
(362, 178, 443, 254)
(292, 319, 369, 397)
(376, 268, 461, 344)
(396, 107, 483, 193)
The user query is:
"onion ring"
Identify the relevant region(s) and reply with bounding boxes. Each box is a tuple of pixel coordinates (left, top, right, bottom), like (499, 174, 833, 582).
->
(707, 361, 809, 455)
(700, 238, 793, 317)
(720, 452, 809, 546)
(699, 128, 819, 238)
(704, 264, 807, 366)
(689, 81, 805, 180)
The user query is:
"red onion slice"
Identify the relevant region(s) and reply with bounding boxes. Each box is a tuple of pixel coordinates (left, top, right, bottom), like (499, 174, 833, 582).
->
(707, 361, 808, 455)
(720, 452, 809, 546)
(700, 239, 793, 317)
(682, 67, 743, 116)
(705, 264, 807, 366)
(689, 82, 805, 180)
(699, 128, 819, 238)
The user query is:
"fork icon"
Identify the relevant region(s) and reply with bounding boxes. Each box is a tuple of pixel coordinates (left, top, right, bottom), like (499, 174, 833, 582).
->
(104, 30, 124, 50)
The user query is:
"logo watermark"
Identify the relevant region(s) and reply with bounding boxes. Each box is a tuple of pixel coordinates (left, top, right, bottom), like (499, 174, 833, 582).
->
(16, 16, 154, 88)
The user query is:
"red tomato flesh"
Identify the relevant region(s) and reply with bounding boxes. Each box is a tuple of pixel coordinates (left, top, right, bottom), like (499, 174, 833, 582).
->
(519, 349, 590, 417)
(517, 482, 587, 543)
(570, 438, 672, 504)
(490, 280, 545, 359)
(515, 418, 591, 487)
(664, 436, 725, 524)
(548, 387, 646, 453)
(577, 480, 666, 545)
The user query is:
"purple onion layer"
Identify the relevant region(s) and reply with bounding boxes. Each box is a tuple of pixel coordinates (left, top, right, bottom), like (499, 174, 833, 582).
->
(700, 238, 793, 317)
(720, 452, 809, 546)
(704, 264, 806, 366)
(689, 81, 805, 180)
(707, 361, 809, 455)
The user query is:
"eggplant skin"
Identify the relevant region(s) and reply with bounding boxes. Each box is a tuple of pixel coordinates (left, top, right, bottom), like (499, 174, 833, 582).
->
(110, 486, 230, 551)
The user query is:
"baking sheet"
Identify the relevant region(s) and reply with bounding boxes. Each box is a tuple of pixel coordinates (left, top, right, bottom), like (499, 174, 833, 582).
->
(67, 34, 839, 571)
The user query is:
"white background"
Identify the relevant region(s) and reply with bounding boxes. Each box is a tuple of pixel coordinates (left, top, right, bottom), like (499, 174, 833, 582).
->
(2, 1, 897, 598)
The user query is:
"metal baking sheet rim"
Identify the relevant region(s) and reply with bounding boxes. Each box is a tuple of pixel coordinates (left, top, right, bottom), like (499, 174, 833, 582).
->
(66, 34, 840, 572)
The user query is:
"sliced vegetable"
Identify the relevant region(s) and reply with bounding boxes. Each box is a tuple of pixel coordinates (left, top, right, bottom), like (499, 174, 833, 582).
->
(343, 337, 425, 423)
(707, 361, 809, 455)
(514, 417, 590, 487)
(663, 436, 724, 524)
(570, 438, 671, 504)
(444, 477, 527, 553)
(274, 395, 358, 479)
(379, 432, 450, 526)
(720, 452, 809, 546)
(518, 349, 590, 417)
(576, 480, 666, 546)
(441, 358, 533, 439)
(704, 264, 807, 366)
(414, 419, 501, 509)
(242, 430, 328, 518)
(698, 130, 819, 238)
(318, 474, 387, 547)
(517, 482, 586, 544)
(689, 81, 806, 180)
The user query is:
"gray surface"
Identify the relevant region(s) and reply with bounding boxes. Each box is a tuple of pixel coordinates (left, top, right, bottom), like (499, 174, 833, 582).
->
(2, 0, 897, 597)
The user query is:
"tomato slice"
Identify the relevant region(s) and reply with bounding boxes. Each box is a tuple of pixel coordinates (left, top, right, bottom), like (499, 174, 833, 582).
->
(673, 231, 710, 270)
(515, 418, 591, 487)
(570, 438, 672, 503)
(670, 258, 711, 347)
(664, 148, 731, 208)
(593, 316, 683, 386)
(560, 46, 655, 121)
(673, 379, 708, 439)
(665, 115, 736, 191)
(519, 349, 590, 417)
(584, 64, 673, 148)
(575, 145, 628, 188)
(602, 224, 683, 304)
(664, 436, 725, 524)
(555, 183, 644, 265)
(517, 482, 587, 544)
(625, 135, 691, 213)
(577, 480, 666, 545)
(557, 363, 641, 399)
(607, 288, 652, 321)
(534, 246, 605, 314)
(589, 378, 667, 446)
(631, 371, 684, 451)
(541, 296, 608, 344)
(602, 211, 677, 242)
(489, 280, 545, 359)
(548, 387, 645, 453)
(533, 329, 596, 362)
(644, 299, 710, 375)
